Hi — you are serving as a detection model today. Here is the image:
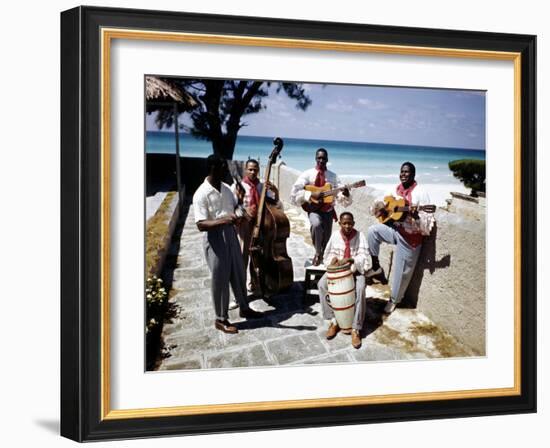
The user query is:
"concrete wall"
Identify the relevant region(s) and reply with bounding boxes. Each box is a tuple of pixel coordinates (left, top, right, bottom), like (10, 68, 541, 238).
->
(146, 154, 245, 197)
(273, 162, 486, 355)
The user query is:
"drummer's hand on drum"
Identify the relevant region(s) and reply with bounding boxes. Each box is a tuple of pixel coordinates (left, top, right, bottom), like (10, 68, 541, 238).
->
(330, 257, 339, 266)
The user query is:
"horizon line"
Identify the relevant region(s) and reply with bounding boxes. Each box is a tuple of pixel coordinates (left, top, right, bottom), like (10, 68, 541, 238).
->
(146, 129, 486, 152)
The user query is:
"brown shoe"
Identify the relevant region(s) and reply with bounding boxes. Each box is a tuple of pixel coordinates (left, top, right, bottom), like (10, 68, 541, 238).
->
(326, 322, 340, 340)
(351, 329, 362, 349)
(215, 319, 238, 334)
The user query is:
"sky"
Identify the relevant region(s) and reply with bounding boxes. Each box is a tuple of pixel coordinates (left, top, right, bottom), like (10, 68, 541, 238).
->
(146, 81, 486, 150)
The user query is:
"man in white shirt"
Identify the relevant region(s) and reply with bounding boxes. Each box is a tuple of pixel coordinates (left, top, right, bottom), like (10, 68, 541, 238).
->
(317, 212, 368, 349)
(290, 148, 352, 266)
(192, 154, 263, 334)
(366, 162, 435, 315)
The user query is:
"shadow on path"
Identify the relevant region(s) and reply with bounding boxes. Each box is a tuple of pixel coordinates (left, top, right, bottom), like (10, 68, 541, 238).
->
(235, 282, 319, 332)
(403, 223, 451, 308)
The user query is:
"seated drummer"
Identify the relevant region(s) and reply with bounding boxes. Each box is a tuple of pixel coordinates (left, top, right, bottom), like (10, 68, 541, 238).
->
(317, 212, 369, 349)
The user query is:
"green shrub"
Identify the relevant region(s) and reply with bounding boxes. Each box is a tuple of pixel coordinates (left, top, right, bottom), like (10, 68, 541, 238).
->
(448, 159, 486, 196)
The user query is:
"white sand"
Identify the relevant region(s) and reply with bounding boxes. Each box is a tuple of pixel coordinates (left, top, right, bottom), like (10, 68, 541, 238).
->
(368, 182, 470, 207)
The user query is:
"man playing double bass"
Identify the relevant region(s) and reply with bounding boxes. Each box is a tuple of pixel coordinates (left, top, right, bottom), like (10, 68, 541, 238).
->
(290, 148, 352, 266)
(231, 158, 281, 301)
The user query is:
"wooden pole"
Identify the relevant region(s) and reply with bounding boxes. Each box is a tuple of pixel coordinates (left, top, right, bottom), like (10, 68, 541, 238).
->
(173, 103, 184, 207)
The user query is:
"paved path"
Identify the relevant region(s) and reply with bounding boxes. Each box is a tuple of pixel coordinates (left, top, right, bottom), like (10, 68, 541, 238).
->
(158, 201, 474, 371)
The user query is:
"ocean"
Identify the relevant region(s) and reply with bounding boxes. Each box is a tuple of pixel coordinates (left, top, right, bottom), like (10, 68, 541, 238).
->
(146, 131, 485, 187)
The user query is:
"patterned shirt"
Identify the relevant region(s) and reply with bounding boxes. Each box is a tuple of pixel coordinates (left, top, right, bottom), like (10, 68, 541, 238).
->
(230, 180, 277, 211)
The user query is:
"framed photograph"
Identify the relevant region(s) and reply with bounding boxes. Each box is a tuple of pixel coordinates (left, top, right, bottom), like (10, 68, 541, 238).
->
(60, 6, 536, 442)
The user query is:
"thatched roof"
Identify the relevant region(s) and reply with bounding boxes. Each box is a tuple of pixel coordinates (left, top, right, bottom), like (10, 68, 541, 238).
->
(145, 76, 197, 108)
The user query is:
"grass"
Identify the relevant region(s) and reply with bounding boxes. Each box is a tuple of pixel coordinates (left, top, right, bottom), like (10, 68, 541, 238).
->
(146, 191, 177, 276)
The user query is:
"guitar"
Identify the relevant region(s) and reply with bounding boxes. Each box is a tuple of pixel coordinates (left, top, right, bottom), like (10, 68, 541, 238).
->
(302, 180, 366, 213)
(376, 195, 436, 224)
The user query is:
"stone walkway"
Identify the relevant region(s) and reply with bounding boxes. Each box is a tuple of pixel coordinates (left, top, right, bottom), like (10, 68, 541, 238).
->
(158, 200, 474, 371)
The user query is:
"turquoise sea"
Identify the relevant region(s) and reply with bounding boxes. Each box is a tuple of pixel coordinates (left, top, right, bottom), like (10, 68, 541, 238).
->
(146, 131, 485, 186)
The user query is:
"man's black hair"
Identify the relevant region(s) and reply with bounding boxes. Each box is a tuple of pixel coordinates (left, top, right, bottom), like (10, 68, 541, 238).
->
(316, 148, 328, 157)
(206, 154, 226, 171)
(401, 161, 416, 177)
(339, 211, 354, 221)
(245, 158, 259, 167)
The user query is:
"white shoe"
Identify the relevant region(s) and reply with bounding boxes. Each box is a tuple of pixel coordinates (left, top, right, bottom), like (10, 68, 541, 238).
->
(383, 300, 397, 314)
(229, 299, 239, 310)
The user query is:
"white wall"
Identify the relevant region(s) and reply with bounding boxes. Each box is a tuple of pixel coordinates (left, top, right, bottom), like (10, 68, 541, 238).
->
(0, 0, 546, 446)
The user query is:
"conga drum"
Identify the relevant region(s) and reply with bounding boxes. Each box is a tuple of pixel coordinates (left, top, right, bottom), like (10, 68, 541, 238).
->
(327, 262, 356, 331)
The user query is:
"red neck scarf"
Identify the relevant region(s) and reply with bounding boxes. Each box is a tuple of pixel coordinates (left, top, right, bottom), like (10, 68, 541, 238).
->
(242, 176, 260, 214)
(340, 229, 357, 259)
(396, 181, 417, 205)
(315, 163, 334, 215)
(314, 163, 326, 187)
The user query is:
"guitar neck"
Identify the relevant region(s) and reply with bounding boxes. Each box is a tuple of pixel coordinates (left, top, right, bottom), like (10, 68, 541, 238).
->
(396, 205, 433, 212)
(323, 186, 347, 196)
(323, 182, 364, 197)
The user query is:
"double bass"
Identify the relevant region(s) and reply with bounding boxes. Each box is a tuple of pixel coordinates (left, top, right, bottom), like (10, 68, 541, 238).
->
(249, 137, 294, 296)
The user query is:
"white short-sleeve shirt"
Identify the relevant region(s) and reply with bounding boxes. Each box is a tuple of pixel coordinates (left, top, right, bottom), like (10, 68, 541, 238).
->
(193, 178, 237, 223)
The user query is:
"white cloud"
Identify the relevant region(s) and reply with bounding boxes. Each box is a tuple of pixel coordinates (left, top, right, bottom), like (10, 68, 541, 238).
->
(325, 101, 354, 112)
(357, 98, 387, 110)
